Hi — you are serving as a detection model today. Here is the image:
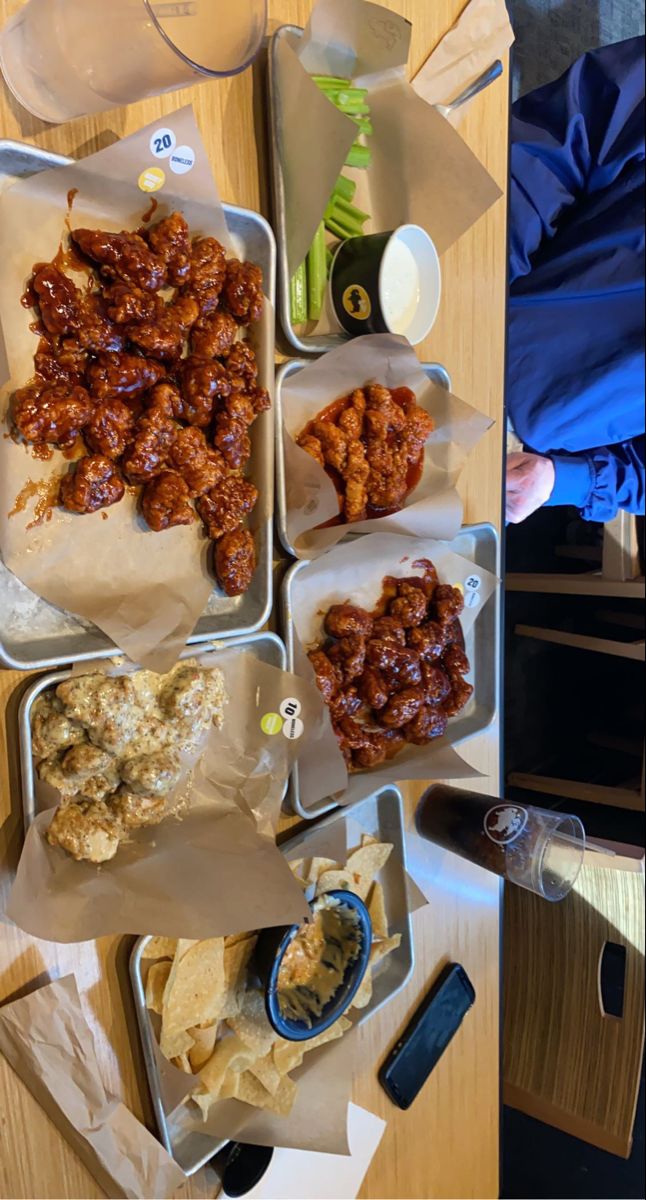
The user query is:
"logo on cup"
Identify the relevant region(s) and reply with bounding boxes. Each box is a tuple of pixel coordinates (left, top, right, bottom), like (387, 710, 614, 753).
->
(342, 284, 371, 320)
(484, 804, 528, 845)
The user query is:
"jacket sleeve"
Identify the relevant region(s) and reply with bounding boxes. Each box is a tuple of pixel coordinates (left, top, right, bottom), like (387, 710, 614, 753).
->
(509, 36, 646, 282)
(544, 436, 645, 521)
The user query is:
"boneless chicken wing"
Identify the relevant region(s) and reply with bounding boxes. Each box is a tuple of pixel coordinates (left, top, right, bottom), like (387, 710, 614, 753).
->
(147, 212, 192, 286)
(324, 604, 373, 639)
(223, 259, 263, 324)
(72, 227, 166, 291)
(84, 398, 135, 459)
(196, 474, 258, 540)
(47, 800, 123, 862)
(121, 409, 177, 483)
(178, 356, 231, 426)
(191, 310, 238, 359)
(213, 413, 251, 469)
(169, 426, 224, 497)
(30, 264, 80, 335)
(183, 236, 226, 315)
(120, 749, 182, 795)
(13, 382, 92, 446)
(87, 351, 165, 401)
(307, 649, 341, 703)
(215, 528, 256, 596)
(141, 470, 194, 531)
(60, 455, 125, 513)
(112, 792, 166, 829)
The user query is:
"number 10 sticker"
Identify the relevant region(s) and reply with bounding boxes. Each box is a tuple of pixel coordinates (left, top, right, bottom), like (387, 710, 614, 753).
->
(150, 128, 176, 159)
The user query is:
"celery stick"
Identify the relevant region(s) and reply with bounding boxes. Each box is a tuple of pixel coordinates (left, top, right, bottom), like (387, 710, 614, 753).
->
(345, 143, 372, 169)
(325, 216, 359, 241)
(333, 195, 370, 224)
(350, 117, 373, 135)
(325, 246, 335, 271)
(333, 174, 356, 202)
(290, 260, 307, 325)
(307, 222, 327, 321)
(311, 74, 350, 87)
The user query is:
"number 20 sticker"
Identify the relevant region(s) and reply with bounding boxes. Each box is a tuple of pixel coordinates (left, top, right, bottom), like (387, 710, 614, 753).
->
(150, 128, 176, 159)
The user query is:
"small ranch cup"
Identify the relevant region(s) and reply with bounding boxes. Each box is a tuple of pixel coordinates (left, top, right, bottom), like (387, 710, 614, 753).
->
(330, 223, 441, 345)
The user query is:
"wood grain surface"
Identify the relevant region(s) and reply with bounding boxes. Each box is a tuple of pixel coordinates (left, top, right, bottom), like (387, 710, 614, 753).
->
(0, 1, 508, 1196)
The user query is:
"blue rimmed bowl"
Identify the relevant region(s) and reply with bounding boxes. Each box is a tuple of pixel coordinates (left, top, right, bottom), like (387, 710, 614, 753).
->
(255, 889, 372, 1042)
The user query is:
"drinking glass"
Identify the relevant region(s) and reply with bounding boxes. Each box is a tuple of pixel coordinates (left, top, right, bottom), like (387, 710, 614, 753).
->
(0, 0, 267, 123)
(416, 784, 586, 901)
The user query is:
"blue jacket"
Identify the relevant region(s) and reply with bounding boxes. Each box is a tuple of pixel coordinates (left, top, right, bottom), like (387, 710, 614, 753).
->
(508, 36, 645, 521)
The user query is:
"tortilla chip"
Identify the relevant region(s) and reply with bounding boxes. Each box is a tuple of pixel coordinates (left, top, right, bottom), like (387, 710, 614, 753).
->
(234, 1070, 297, 1116)
(305, 857, 339, 883)
(199, 1034, 252, 1098)
(145, 960, 171, 1015)
(161, 938, 225, 1057)
(249, 1051, 282, 1096)
(351, 968, 373, 1010)
(219, 935, 257, 1019)
(301, 1015, 352, 1055)
(273, 1039, 305, 1075)
(361, 834, 379, 847)
(191, 1087, 214, 1121)
(172, 1051, 192, 1073)
(370, 934, 402, 967)
(225, 932, 254, 948)
(188, 1022, 218, 1072)
(288, 858, 304, 877)
(174, 938, 199, 959)
(344, 843, 393, 899)
(368, 882, 389, 940)
(161, 1026, 195, 1060)
(227, 988, 276, 1059)
(267, 1074, 297, 1116)
(315, 869, 357, 897)
(143, 936, 177, 959)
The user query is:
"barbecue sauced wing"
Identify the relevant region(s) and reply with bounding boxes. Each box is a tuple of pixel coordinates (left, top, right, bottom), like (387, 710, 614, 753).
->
(85, 398, 135, 459)
(147, 212, 192, 287)
(311, 561, 473, 770)
(183, 236, 226, 315)
(191, 310, 238, 358)
(121, 409, 177, 484)
(215, 528, 256, 596)
(72, 227, 166, 291)
(169, 426, 224, 497)
(13, 382, 92, 447)
(179, 356, 231, 426)
(141, 470, 194, 531)
(30, 264, 81, 335)
(60, 455, 125, 513)
(87, 351, 165, 402)
(196, 474, 258, 540)
(223, 259, 263, 324)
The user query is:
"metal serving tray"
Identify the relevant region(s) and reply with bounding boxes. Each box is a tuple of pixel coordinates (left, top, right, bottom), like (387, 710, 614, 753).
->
(282, 522, 501, 819)
(268, 24, 352, 356)
(129, 784, 413, 1175)
(18, 631, 286, 831)
(0, 138, 276, 670)
(275, 358, 452, 557)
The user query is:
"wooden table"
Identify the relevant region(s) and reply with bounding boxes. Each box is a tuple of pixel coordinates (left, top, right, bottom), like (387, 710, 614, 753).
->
(0, 2, 508, 1196)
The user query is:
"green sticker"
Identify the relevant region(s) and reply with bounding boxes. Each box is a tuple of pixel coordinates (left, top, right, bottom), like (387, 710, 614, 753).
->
(261, 712, 283, 735)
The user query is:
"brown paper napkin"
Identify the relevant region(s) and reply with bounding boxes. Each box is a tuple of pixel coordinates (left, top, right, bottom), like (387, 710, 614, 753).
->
(0, 974, 187, 1199)
(412, 0, 514, 125)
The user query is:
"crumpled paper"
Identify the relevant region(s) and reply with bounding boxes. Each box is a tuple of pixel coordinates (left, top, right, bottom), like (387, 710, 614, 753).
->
(277, 0, 503, 277)
(0, 106, 272, 673)
(412, 0, 514, 126)
(287, 534, 498, 812)
(6, 649, 319, 942)
(0, 974, 187, 1199)
(280, 333, 493, 556)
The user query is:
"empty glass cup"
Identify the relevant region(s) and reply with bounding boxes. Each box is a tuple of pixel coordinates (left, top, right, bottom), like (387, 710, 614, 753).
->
(416, 785, 586, 901)
(0, 0, 267, 123)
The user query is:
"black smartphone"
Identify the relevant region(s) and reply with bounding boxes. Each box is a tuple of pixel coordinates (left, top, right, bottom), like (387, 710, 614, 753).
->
(378, 962, 476, 1109)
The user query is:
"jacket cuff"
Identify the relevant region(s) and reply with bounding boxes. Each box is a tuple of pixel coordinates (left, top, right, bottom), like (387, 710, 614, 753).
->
(544, 454, 594, 510)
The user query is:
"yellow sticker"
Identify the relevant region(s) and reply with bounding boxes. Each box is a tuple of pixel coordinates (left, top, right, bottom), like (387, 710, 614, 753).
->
(138, 166, 166, 193)
(342, 284, 371, 320)
(261, 712, 283, 735)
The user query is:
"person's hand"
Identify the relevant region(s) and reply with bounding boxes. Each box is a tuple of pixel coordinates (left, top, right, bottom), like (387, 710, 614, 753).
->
(506, 452, 556, 524)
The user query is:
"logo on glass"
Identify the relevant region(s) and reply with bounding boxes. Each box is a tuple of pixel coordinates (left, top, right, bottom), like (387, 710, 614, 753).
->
(484, 804, 528, 845)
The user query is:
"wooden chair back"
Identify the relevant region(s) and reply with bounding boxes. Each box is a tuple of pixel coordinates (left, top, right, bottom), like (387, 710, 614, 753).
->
(503, 843, 645, 1157)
